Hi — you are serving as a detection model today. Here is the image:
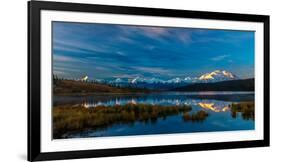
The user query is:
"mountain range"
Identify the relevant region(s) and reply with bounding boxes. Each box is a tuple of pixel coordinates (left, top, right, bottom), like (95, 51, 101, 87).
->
(99, 70, 244, 90)
(107, 70, 238, 84)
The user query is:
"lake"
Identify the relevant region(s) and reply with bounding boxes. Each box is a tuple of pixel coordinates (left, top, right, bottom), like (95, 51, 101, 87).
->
(53, 91, 255, 138)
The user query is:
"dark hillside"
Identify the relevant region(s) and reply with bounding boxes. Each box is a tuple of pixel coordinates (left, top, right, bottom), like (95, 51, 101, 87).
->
(172, 78, 254, 92)
(54, 80, 150, 95)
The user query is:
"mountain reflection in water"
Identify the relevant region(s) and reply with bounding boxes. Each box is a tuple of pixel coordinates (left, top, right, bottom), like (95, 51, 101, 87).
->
(80, 99, 232, 113)
(197, 102, 230, 112)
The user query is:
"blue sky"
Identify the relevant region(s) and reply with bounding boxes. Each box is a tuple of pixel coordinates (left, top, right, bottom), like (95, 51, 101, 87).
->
(53, 21, 254, 80)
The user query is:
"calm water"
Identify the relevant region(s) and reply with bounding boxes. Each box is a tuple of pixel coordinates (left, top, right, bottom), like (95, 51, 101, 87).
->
(53, 92, 255, 138)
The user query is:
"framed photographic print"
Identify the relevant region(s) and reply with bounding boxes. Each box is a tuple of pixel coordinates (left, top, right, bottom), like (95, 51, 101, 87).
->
(28, 0, 270, 161)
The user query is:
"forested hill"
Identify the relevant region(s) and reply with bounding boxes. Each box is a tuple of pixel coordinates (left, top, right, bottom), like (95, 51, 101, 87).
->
(53, 80, 150, 95)
(172, 78, 254, 92)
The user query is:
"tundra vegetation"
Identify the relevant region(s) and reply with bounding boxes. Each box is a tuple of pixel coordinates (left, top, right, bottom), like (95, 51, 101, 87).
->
(230, 102, 255, 120)
(53, 103, 195, 138)
(182, 110, 209, 122)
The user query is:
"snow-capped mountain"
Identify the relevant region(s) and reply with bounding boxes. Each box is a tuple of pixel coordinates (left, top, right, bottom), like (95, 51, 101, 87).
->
(113, 78, 125, 83)
(106, 70, 236, 87)
(167, 77, 182, 84)
(198, 70, 238, 82)
(129, 77, 165, 84)
(113, 77, 192, 84)
(145, 78, 165, 84)
(130, 77, 145, 84)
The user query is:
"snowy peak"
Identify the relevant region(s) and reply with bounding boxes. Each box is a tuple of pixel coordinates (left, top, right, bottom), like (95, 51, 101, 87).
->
(130, 77, 142, 84)
(198, 70, 237, 82)
(109, 70, 238, 85)
(167, 77, 181, 83)
(129, 77, 164, 84)
(110, 78, 126, 84)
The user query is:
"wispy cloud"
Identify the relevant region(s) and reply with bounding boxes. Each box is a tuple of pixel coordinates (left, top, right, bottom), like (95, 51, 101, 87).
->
(118, 26, 169, 38)
(53, 55, 76, 62)
(53, 66, 81, 77)
(177, 32, 192, 43)
(117, 35, 136, 44)
(133, 66, 171, 74)
(116, 51, 126, 56)
(136, 27, 170, 38)
(53, 70, 66, 75)
(53, 66, 80, 72)
(113, 74, 142, 79)
(117, 25, 192, 44)
(53, 39, 111, 54)
(53, 54, 87, 63)
(210, 54, 230, 61)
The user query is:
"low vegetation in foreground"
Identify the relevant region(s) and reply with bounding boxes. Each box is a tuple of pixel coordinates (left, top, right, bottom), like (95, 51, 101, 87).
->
(182, 110, 209, 122)
(53, 103, 193, 138)
(230, 102, 255, 120)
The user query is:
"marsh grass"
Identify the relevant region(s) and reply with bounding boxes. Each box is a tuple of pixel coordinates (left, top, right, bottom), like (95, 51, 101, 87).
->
(230, 102, 255, 120)
(182, 110, 209, 122)
(53, 103, 192, 138)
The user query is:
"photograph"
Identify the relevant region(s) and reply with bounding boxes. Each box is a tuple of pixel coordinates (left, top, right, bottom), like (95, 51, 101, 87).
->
(27, 1, 270, 161)
(52, 22, 255, 139)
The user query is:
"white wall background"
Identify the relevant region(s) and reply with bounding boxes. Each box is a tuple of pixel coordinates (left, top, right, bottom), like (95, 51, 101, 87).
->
(0, 0, 279, 161)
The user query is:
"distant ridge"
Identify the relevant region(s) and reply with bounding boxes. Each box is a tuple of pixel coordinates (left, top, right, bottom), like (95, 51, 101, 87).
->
(53, 80, 150, 95)
(172, 78, 254, 92)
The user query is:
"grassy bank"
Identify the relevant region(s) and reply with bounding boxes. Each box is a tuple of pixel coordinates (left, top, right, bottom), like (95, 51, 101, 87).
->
(231, 102, 254, 120)
(53, 103, 192, 138)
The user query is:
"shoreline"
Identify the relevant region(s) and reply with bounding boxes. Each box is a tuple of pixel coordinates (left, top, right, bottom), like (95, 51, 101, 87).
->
(54, 91, 255, 96)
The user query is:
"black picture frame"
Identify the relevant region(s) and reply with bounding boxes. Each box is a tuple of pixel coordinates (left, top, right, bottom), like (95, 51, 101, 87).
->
(28, 0, 270, 161)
